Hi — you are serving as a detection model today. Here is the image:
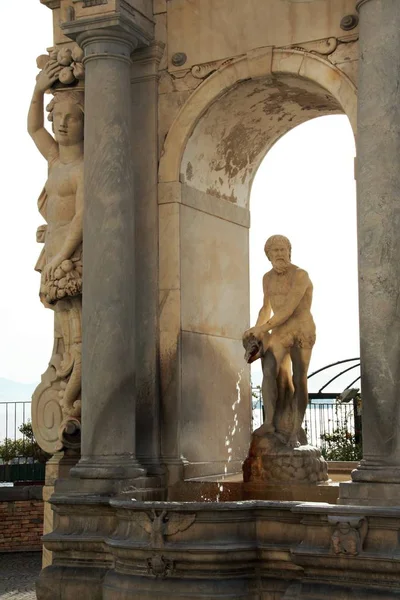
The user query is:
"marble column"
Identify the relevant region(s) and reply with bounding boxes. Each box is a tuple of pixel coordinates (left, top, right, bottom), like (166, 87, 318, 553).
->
(69, 29, 144, 484)
(131, 45, 165, 478)
(340, 0, 400, 504)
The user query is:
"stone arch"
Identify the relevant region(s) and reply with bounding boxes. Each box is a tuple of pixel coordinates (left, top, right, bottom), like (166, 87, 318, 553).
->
(158, 47, 357, 479)
(159, 48, 357, 197)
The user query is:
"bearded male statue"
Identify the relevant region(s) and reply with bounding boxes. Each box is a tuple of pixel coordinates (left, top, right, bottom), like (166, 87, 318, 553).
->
(242, 235, 327, 484)
(244, 234, 315, 446)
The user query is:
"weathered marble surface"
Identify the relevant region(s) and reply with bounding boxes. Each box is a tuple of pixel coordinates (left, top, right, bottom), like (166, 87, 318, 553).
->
(340, 0, 400, 504)
(37, 499, 400, 599)
(243, 436, 328, 484)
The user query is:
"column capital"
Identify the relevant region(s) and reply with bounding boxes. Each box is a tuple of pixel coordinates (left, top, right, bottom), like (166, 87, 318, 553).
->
(130, 42, 165, 81)
(78, 28, 139, 63)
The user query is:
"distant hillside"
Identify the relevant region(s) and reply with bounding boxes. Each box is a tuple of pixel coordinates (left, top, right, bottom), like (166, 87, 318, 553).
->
(0, 378, 38, 403)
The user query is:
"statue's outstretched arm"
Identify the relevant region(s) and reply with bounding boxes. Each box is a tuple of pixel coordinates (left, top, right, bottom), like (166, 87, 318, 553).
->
(28, 62, 59, 159)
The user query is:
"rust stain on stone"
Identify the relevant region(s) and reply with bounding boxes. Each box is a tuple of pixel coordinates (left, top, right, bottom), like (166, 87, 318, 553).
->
(186, 161, 194, 181)
(206, 186, 238, 204)
(211, 122, 270, 182)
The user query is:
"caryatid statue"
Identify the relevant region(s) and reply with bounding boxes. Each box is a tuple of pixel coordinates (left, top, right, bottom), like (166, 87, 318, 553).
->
(28, 46, 85, 453)
(243, 234, 316, 448)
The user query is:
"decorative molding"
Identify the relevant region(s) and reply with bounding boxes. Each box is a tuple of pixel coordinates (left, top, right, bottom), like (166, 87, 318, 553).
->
(191, 58, 233, 79)
(81, 0, 108, 6)
(286, 37, 338, 56)
(62, 12, 153, 48)
(40, 0, 61, 8)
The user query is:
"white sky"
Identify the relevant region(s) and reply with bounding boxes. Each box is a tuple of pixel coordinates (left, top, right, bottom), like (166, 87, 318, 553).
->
(250, 116, 359, 391)
(0, 2, 359, 392)
(1, 2, 53, 383)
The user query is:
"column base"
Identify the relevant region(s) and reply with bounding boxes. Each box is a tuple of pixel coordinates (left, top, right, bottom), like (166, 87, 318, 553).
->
(338, 460, 400, 506)
(43, 452, 80, 567)
(70, 454, 145, 481)
(339, 481, 400, 506)
(351, 461, 400, 483)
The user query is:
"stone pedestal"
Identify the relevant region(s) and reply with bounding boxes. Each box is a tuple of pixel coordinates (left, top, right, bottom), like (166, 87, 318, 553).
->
(243, 434, 328, 485)
(42, 452, 79, 567)
(339, 0, 400, 505)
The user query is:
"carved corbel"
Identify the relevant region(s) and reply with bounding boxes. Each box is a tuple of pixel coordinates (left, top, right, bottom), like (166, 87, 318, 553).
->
(328, 515, 368, 556)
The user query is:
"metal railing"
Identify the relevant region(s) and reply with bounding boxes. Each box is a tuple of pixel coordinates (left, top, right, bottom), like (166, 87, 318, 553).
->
(0, 401, 45, 484)
(252, 357, 362, 457)
(252, 391, 361, 452)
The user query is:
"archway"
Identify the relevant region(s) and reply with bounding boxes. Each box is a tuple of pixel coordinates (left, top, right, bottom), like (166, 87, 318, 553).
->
(158, 48, 357, 479)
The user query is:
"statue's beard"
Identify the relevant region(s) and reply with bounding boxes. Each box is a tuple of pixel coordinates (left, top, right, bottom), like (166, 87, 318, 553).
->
(271, 258, 291, 274)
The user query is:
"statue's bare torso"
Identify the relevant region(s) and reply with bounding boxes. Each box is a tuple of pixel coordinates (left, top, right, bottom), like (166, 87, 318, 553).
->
(264, 264, 315, 350)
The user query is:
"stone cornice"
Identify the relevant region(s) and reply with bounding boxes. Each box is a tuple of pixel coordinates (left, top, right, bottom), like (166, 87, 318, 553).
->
(40, 0, 60, 8)
(62, 11, 153, 48)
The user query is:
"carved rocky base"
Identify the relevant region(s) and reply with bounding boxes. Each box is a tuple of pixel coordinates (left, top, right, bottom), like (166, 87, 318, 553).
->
(243, 434, 328, 484)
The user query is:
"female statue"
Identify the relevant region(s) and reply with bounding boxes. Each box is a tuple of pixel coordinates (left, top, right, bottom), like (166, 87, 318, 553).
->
(28, 51, 84, 452)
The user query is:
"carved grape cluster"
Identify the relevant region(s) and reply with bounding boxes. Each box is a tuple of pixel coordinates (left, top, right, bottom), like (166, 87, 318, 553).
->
(37, 44, 85, 87)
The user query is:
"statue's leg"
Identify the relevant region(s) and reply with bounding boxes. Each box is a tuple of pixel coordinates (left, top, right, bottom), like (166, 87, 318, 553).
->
(289, 346, 312, 445)
(69, 296, 82, 344)
(59, 296, 82, 418)
(256, 344, 287, 436)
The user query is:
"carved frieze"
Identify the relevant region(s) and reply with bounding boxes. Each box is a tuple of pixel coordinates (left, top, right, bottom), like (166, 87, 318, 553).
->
(82, 0, 108, 6)
(136, 510, 196, 548)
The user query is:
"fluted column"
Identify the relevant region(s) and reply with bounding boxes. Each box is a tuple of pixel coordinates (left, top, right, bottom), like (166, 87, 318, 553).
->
(69, 28, 144, 483)
(340, 0, 400, 504)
